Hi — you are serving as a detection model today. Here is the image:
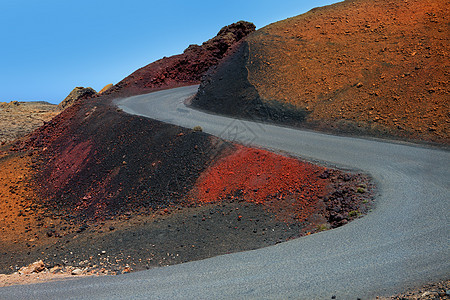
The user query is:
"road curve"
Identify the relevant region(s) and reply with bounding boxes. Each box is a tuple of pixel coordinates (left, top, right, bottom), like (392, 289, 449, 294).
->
(2, 85, 449, 299)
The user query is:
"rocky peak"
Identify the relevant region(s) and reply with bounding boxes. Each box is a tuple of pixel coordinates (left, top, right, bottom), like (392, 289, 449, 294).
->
(216, 20, 256, 41)
(185, 21, 256, 59)
(58, 87, 96, 109)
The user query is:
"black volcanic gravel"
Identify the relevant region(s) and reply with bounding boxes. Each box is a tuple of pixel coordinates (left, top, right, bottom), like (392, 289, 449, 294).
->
(32, 100, 232, 219)
(0, 201, 312, 274)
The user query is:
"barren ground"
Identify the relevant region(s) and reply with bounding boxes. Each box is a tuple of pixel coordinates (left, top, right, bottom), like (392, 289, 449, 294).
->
(0, 102, 60, 145)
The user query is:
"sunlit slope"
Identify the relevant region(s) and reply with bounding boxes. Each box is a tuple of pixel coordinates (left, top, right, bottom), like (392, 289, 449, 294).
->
(195, 0, 449, 144)
(248, 0, 448, 143)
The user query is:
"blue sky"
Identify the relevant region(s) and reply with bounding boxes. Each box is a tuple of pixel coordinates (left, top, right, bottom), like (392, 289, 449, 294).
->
(1, 0, 340, 104)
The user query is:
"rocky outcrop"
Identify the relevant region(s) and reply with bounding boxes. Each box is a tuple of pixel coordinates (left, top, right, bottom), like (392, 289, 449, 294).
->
(18, 260, 45, 275)
(189, 20, 256, 59)
(58, 87, 96, 109)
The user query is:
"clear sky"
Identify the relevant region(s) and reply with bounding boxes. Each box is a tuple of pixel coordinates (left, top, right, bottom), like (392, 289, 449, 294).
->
(1, 0, 340, 104)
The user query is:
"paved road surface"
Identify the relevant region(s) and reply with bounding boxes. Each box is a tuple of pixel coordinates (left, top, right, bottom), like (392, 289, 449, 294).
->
(2, 85, 448, 299)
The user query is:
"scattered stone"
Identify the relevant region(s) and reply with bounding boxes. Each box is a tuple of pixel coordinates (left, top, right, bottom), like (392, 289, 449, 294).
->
(71, 268, 83, 275)
(319, 170, 330, 179)
(50, 266, 61, 274)
(76, 224, 89, 233)
(343, 174, 352, 182)
(18, 260, 45, 275)
(193, 126, 203, 132)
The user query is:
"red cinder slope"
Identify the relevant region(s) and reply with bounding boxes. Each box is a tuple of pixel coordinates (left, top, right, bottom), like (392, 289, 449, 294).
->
(192, 146, 328, 222)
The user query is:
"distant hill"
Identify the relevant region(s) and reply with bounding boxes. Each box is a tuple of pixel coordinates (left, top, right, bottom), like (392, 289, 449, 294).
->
(0, 101, 59, 144)
(18, 101, 55, 105)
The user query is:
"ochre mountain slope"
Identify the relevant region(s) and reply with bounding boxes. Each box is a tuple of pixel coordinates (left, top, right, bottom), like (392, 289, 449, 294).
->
(194, 0, 449, 144)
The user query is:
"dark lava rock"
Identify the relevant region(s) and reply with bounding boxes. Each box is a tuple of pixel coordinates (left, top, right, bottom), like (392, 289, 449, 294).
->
(342, 174, 352, 182)
(28, 96, 233, 220)
(76, 224, 89, 233)
(319, 170, 330, 179)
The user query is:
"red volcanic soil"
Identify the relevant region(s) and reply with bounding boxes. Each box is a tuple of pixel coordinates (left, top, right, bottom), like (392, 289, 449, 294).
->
(193, 0, 449, 145)
(192, 146, 373, 228)
(0, 20, 374, 277)
(193, 146, 327, 222)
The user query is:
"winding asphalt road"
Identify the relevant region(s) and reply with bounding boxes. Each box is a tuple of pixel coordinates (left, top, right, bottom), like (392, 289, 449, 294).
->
(2, 85, 449, 299)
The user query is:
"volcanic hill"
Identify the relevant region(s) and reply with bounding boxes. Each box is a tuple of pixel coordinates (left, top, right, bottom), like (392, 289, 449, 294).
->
(193, 0, 449, 145)
(0, 20, 373, 279)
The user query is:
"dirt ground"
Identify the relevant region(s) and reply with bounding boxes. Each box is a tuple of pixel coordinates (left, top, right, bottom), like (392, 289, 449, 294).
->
(0, 182, 373, 288)
(0, 143, 374, 277)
